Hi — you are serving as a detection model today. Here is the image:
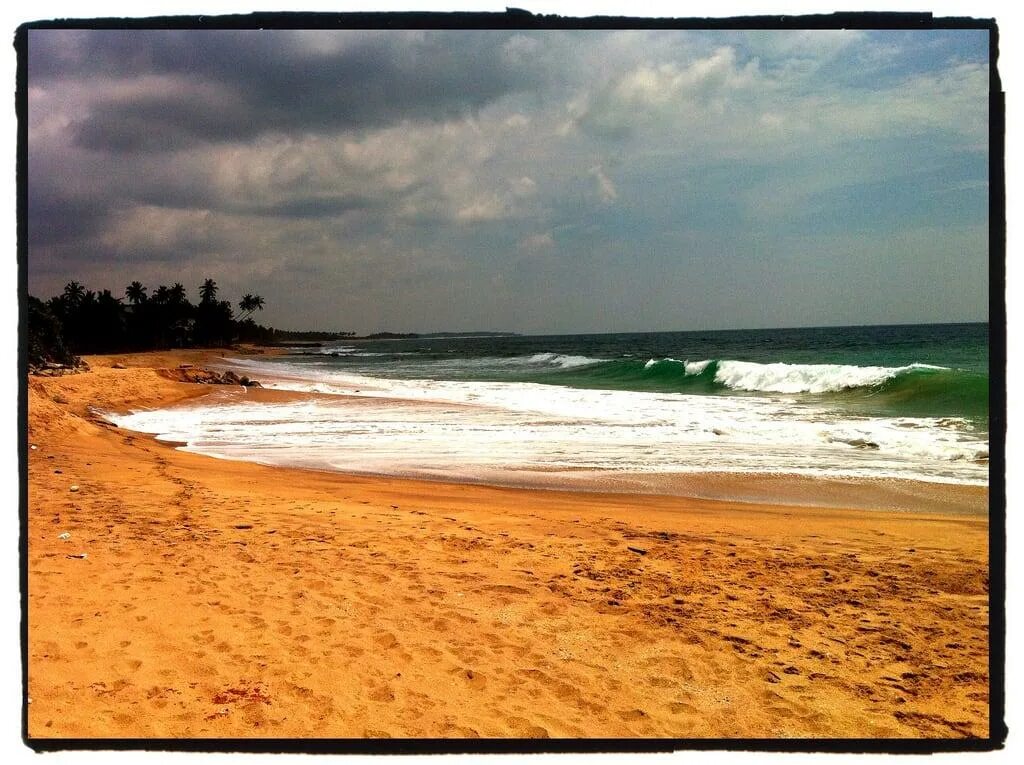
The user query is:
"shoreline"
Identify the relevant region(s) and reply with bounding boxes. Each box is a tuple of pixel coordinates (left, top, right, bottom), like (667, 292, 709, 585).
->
(26, 349, 991, 738)
(119, 350, 989, 516)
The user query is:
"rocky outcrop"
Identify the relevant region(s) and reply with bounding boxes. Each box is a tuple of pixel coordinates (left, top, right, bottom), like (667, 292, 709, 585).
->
(158, 366, 262, 387)
(29, 360, 91, 377)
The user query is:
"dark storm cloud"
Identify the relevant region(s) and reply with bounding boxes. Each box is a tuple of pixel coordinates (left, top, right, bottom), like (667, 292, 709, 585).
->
(71, 88, 252, 152)
(32, 30, 541, 151)
(26, 186, 111, 247)
(239, 195, 377, 219)
(26, 29, 990, 333)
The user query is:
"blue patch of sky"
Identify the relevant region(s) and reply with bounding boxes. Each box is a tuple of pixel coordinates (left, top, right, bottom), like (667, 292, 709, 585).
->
(709, 30, 988, 93)
(629, 165, 756, 230)
(782, 141, 987, 234)
(540, 157, 769, 254)
(817, 30, 989, 89)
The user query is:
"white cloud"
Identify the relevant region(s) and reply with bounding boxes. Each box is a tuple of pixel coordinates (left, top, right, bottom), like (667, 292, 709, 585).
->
(561, 36, 985, 165)
(567, 47, 761, 137)
(455, 194, 511, 222)
(589, 165, 618, 204)
(509, 176, 537, 197)
(744, 29, 867, 60)
(27, 29, 990, 332)
(518, 232, 555, 253)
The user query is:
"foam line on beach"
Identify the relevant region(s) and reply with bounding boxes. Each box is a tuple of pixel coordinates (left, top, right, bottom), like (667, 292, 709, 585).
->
(107, 355, 990, 488)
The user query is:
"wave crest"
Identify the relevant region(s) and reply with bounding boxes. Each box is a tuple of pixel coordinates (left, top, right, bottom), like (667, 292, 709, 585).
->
(524, 353, 602, 368)
(530, 356, 984, 418)
(713, 360, 948, 394)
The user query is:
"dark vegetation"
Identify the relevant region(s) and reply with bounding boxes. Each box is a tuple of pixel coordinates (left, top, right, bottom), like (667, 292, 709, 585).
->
(267, 329, 357, 344)
(27, 279, 516, 371)
(28, 279, 295, 371)
(27, 295, 78, 370)
(362, 332, 420, 339)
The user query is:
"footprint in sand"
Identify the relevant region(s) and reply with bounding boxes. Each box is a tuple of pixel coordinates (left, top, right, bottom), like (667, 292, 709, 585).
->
(367, 684, 396, 703)
(375, 632, 399, 650)
(506, 716, 549, 738)
(618, 708, 647, 721)
(452, 667, 487, 689)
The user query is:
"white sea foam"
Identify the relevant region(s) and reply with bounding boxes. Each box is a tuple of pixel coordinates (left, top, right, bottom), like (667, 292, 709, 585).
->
(644, 357, 682, 370)
(109, 356, 988, 487)
(713, 361, 948, 394)
(642, 357, 712, 376)
(640, 358, 932, 391)
(523, 353, 602, 368)
(313, 351, 603, 369)
(317, 345, 357, 355)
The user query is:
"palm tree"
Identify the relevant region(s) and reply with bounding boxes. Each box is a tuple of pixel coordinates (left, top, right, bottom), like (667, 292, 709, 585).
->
(125, 281, 147, 305)
(145, 285, 173, 348)
(237, 293, 265, 320)
(62, 281, 85, 307)
(199, 278, 218, 305)
(168, 283, 187, 305)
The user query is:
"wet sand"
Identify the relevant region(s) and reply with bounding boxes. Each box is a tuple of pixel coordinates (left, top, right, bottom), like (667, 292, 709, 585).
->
(25, 350, 990, 739)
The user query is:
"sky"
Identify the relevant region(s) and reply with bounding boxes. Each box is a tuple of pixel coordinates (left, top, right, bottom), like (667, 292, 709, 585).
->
(26, 24, 991, 335)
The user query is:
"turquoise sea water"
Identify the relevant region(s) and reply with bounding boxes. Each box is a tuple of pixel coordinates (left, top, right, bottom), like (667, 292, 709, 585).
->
(287, 323, 989, 424)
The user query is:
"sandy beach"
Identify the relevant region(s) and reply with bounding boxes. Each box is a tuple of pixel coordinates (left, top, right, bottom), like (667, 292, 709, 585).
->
(25, 350, 990, 739)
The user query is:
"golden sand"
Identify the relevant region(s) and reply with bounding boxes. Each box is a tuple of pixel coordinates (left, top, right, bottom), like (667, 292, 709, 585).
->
(25, 350, 990, 738)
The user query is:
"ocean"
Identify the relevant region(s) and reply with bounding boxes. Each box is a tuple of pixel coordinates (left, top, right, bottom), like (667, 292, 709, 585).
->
(109, 323, 990, 492)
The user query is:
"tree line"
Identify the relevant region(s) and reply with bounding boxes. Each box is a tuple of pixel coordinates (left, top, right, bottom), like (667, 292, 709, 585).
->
(28, 278, 271, 368)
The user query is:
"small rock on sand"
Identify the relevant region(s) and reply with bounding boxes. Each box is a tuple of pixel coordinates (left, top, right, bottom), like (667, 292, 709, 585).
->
(58, 532, 71, 541)
(69, 485, 80, 492)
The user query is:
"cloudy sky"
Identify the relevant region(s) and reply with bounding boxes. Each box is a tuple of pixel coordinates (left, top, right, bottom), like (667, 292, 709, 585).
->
(26, 26, 990, 334)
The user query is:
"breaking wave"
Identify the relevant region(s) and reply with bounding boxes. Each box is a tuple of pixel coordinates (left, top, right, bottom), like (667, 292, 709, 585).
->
(529, 357, 987, 418)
